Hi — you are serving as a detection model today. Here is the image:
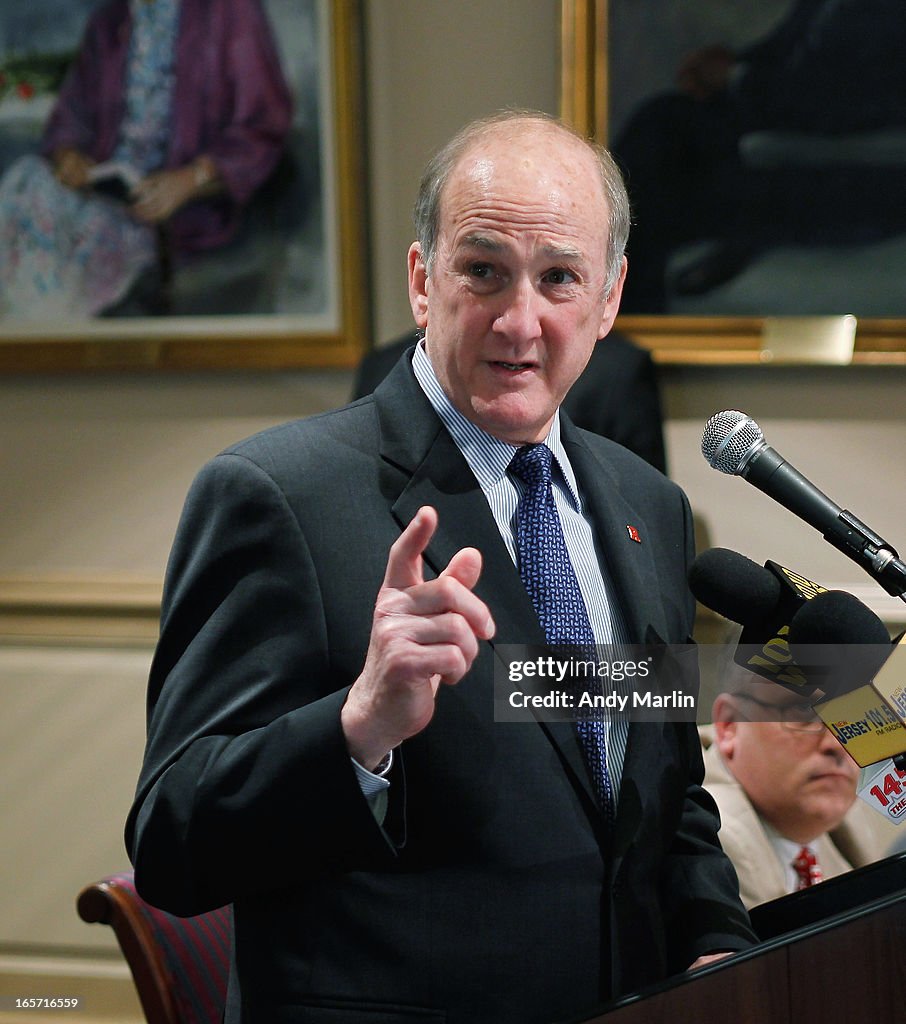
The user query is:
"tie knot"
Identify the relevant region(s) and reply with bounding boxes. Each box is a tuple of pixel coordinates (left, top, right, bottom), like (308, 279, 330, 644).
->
(509, 444, 553, 488)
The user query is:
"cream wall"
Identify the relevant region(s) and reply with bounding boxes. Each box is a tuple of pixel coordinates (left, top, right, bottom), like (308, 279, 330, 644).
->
(1, 1, 905, 1005)
(365, 0, 560, 340)
(0, 371, 351, 579)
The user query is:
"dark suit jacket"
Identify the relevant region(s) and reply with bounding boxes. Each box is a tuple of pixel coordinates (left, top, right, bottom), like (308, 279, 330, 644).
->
(127, 355, 753, 1024)
(353, 332, 668, 474)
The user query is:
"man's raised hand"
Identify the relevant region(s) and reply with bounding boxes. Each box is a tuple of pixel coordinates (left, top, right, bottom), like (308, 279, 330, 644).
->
(341, 506, 495, 770)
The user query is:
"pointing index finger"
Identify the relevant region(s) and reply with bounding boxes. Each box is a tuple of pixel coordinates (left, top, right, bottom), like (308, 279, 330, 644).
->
(383, 506, 438, 590)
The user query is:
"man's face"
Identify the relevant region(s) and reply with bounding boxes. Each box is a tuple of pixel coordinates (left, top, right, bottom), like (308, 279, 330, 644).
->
(408, 123, 626, 445)
(714, 682, 859, 844)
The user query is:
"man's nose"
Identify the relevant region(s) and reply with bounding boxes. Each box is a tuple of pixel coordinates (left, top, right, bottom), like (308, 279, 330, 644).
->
(492, 279, 543, 341)
(816, 725, 848, 759)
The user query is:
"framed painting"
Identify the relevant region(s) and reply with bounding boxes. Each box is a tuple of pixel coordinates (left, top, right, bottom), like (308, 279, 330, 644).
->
(0, 0, 368, 372)
(560, 0, 906, 364)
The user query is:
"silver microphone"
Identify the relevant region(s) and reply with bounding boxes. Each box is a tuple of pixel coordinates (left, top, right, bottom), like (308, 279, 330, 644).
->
(701, 409, 766, 475)
(700, 409, 906, 598)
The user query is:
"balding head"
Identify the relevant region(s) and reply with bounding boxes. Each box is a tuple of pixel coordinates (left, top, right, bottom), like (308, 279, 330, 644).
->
(413, 111, 630, 296)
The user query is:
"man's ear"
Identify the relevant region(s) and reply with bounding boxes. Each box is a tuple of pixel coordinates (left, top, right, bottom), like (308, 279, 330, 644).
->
(408, 243, 429, 328)
(597, 257, 627, 339)
(711, 695, 739, 760)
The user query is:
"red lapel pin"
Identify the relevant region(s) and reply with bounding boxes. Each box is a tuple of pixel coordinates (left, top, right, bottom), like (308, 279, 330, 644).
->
(626, 524, 642, 543)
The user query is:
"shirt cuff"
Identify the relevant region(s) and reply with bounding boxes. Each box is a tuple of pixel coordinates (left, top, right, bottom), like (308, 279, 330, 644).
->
(351, 750, 393, 824)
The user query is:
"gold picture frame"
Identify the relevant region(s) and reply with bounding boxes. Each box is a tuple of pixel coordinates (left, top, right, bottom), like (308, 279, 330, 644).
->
(559, 0, 906, 366)
(0, 0, 368, 373)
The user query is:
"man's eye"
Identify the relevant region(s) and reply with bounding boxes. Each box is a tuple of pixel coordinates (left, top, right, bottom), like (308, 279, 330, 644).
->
(468, 262, 493, 278)
(544, 268, 577, 286)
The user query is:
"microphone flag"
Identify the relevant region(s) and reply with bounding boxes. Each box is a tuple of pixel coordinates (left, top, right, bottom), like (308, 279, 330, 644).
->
(811, 632, 906, 770)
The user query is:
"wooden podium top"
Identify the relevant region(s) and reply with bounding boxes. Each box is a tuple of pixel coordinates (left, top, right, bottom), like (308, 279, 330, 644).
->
(567, 853, 906, 1024)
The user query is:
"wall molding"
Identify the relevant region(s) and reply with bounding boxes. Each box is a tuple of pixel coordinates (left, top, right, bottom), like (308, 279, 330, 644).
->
(2, 574, 902, 647)
(0, 577, 161, 646)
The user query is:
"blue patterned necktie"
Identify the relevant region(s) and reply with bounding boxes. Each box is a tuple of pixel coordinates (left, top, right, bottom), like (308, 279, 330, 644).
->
(509, 443, 614, 817)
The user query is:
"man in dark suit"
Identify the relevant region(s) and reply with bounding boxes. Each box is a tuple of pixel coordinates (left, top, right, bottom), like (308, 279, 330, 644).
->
(127, 111, 754, 1024)
(353, 329, 668, 473)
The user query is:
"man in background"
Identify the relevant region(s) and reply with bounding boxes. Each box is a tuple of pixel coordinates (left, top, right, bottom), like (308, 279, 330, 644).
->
(704, 663, 897, 908)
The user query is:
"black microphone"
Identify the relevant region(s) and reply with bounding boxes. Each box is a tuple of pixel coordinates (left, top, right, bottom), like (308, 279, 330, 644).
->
(787, 589, 892, 699)
(701, 410, 906, 598)
(688, 547, 825, 695)
(687, 547, 781, 626)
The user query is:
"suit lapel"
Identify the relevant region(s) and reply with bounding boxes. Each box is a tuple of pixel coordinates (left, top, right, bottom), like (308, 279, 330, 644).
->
(374, 358, 537, 642)
(561, 419, 667, 645)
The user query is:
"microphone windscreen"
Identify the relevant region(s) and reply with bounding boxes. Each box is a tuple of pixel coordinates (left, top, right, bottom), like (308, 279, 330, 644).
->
(789, 589, 890, 647)
(788, 589, 892, 696)
(688, 547, 782, 625)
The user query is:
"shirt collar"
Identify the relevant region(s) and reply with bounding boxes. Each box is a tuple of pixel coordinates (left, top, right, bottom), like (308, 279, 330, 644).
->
(763, 820, 817, 862)
(410, 339, 582, 510)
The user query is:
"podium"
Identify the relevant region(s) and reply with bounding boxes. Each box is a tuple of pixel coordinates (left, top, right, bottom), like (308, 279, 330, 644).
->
(570, 853, 906, 1023)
